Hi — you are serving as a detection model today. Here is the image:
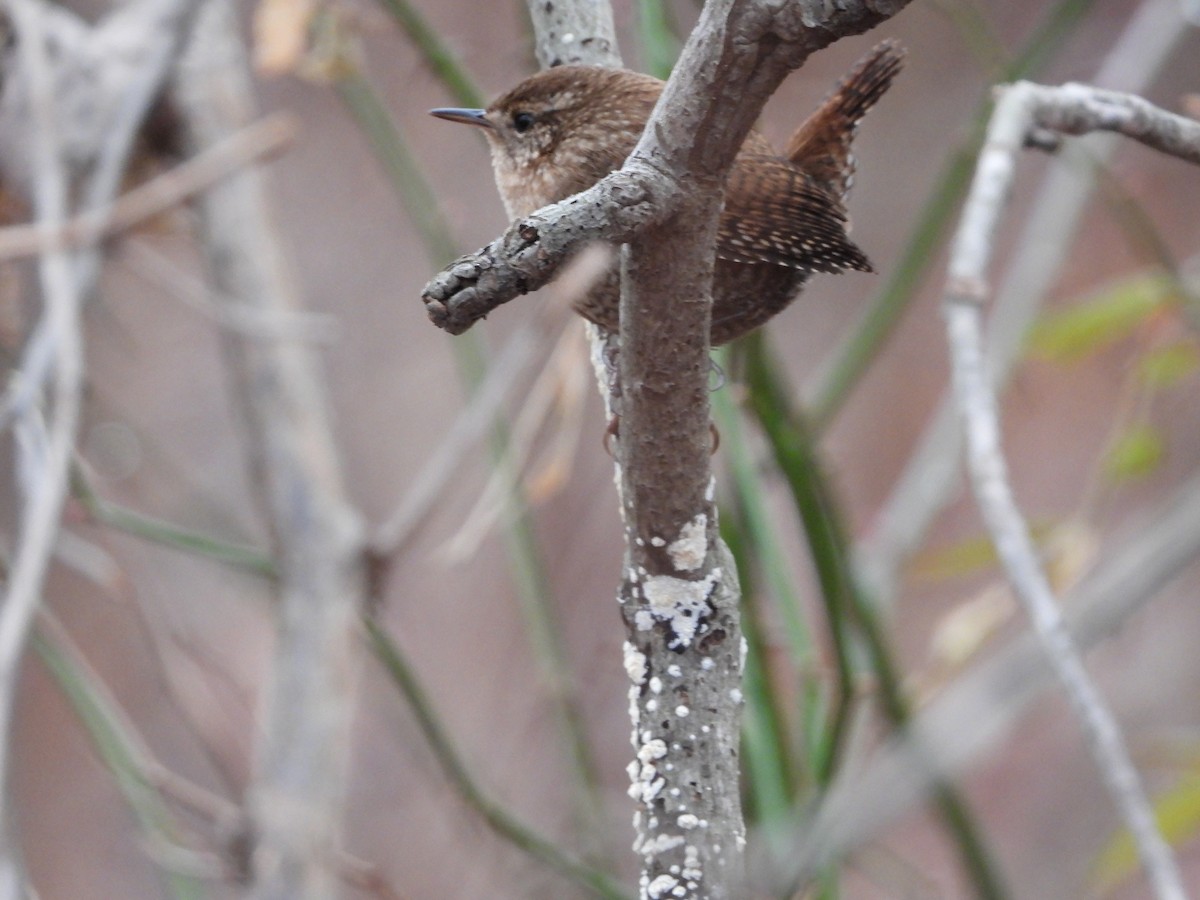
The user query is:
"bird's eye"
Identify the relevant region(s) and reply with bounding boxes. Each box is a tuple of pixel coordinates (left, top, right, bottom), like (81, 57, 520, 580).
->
(512, 112, 535, 133)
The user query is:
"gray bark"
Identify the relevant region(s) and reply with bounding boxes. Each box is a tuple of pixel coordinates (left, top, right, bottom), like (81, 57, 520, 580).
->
(175, 2, 366, 897)
(491, 2, 916, 897)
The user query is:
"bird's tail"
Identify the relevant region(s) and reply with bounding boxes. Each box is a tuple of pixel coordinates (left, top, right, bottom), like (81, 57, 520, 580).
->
(785, 40, 906, 201)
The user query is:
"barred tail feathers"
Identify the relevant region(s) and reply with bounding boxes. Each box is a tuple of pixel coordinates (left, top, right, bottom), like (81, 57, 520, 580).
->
(785, 40, 906, 200)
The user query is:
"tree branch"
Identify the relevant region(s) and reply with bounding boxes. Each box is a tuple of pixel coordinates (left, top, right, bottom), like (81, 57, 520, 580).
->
(485, 2, 917, 897)
(777, 465, 1200, 887)
(0, 4, 84, 893)
(855, 0, 1191, 607)
(421, 0, 912, 336)
(942, 79, 1198, 900)
(174, 2, 366, 897)
(0, 0, 205, 891)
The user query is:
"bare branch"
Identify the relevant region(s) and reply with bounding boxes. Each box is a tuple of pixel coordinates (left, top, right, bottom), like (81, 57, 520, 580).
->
(780, 465, 1200, 886)
(941, 79, 1198, 900)
(421, 0, 913, 337)
(174, 2, 366, 897)
(0, 114, 295, 264)
(526, 0, 619, 69)
(856, 0, 1192, 606)
(421, 173, 664, 333)
(497, 1, 919, 897)
(0, 0, 206, 890)
(0, 3, 84, 892)
(423, 0, 923, 895)
(1029, 83, 1200, 163)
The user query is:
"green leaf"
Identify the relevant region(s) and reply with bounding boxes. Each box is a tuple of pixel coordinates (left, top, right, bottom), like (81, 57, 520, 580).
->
(1103, 425, 1164, 482)
(1137, 342, 1200, 389)
(912, 522, 1056, 581)
(1028, 274, 1170, 362)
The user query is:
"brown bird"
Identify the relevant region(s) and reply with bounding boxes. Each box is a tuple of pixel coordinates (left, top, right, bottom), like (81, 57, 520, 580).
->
(431, 41, 904, 345)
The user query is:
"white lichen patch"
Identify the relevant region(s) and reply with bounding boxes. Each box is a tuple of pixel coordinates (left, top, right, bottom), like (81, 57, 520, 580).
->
(729, 688, 743, 704)
(681, 844, 703, 887)
(650, 535, 666, 547)
(624, 643, 648, 685)
(649, 676, 663, 694)
(640, 834, 686, 857)
(639, 739, 668, 762)
(629, 737, 668, 804)
(700, 656, 714, 671)
(642, 571, 719, 649)
(667, 513, 707, 571)
(675, 705, 690, 718)
(667, 664, 682, 678)
(677, 814, 699, 830)
(635, 609, 655, 631)
(646, 874, 678, 898)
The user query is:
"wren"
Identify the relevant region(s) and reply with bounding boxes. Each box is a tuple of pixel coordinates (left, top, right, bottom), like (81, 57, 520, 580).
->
(431, 41, 904, 345)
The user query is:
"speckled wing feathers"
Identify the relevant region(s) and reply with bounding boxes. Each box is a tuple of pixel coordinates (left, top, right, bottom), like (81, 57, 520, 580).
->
(718, 156, 873, 273)
(713, 39, 904, 277)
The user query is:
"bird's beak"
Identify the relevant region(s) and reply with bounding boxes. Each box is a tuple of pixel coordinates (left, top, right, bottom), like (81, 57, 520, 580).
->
(429, 108, 493, 129)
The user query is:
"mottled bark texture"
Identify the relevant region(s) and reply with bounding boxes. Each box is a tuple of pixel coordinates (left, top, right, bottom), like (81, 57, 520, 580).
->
(507, 3, 913, 898)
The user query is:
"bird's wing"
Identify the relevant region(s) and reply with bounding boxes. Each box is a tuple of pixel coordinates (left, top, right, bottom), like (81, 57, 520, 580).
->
(717, 155, 872, 273)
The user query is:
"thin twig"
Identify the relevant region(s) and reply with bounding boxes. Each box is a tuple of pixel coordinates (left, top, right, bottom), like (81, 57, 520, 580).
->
(370, 323, 539, 555)
(175, 2, 367, 897)
(856, 0, 1191, 606)
(38, 609, 406, 898)
(782, 466, 1200, 886)
(120, 238, 337, 342)
(0, 4, 87, 891)
(438, 320, 582, 562)
(942, 78, 1196, 900)
(805, 0, 1096, 431)
(0, 114, 296, 263)
(1, 0, 208, 445)
(363, 618, 631, 900)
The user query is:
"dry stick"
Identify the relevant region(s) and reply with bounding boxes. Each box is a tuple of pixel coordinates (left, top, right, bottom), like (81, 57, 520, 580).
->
(174, 2, 366, 898)
(370, 324, 539, 555)
(0, 0, 205, 890)
(39, 608, 405, 898)
(438, 321, 581, 562)
(2, 0, 207, 440)
(0, 4, 85, 894)
(943, 81, 1197, 900)
(856, 0, 1191, 607)
(372, 243, 601, 558)
(787, 468, 1200, 883)
(121, 237, 335, 343)
(0, 114, 296, 262)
